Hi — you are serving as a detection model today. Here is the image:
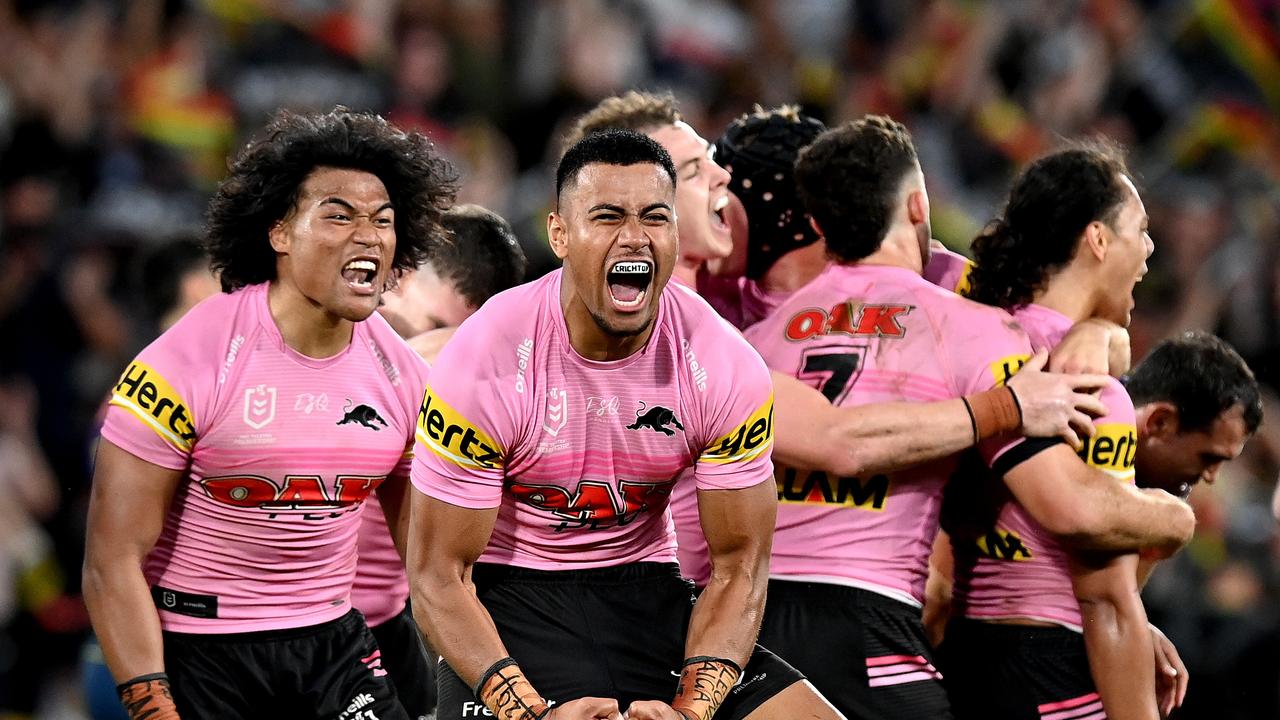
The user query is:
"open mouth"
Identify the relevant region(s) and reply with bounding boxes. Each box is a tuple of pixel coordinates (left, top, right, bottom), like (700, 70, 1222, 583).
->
(710, 195, 730, 233)
(342, 258, 379, 294)
(606, 260, 653, 311)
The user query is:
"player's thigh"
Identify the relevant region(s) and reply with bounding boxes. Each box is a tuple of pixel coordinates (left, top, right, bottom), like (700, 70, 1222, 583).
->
(724, 645, 837, 720)
(754, 581, 865, 716)
(310, 611, 411, 720)
(370, 604, 436, 720)
(586, 566, 694, 704)
(856, 596, 951, 720)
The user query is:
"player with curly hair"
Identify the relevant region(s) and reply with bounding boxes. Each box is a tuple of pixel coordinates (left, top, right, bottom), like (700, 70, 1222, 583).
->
(84, 107, 455, 720)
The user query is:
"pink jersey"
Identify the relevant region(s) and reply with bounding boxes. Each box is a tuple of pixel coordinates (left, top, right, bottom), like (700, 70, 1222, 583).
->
(698, 274, 801, 331)
(351, 494, 409, 627)
(923, 245, 974, 296)
(950, 304, 1138, 630)
(411, 270, 774, 570)
(743, 263, 1033, 604)
(100, 283, 427, 633)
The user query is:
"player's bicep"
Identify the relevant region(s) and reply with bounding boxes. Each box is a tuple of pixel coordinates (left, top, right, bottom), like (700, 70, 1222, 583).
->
(407, 489, 499, 580)
(85, 440, 184, 561)
(1001, 444, 1112, 539)
(696, 479, 776, 569)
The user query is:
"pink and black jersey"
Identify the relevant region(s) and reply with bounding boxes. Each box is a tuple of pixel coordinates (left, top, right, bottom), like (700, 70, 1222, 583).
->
(951, 304, 1137, 630)
(742, 263, 1033, 604)
(411, 270, 775, 571)
(100, 283, 428, 633)
(922, 244, 974, 297)
(699, 273, 814, 331)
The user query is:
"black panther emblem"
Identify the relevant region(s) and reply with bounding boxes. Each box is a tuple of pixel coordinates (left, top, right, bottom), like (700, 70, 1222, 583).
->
(626, 401, 684, 436)
(337, 399, 387, 430)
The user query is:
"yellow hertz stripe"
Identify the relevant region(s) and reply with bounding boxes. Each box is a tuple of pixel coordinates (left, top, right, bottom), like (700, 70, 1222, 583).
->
(416, 385, 504, 471)
(109, 394, 188, 450)
(1078, 422, 1137, 484)
(701, 397, 774, 465)
(109, 360, 197, 452)
(954, 260, 975, 296)
(988, 354, 1031, 387)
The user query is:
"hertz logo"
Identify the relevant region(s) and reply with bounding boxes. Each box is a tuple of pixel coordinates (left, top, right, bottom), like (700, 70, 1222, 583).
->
(953, 260, 975, 296)
(988, 354, 1030, 387)
(416, 386, 503, 470)
(776, 468, 890, 510)
(975, 527, 1033, 561)
(1078, 422, 1137, 482)
(700, 397, 773, 465)
(110, 361, 197, 452)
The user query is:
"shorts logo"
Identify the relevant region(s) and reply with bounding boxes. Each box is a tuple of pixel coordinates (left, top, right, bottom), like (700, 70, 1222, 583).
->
(543, 388, 568, 436)
(110, 360, 197, 451)
(785, 303, 913, 341)
(626, 401, 684, 435)
(701, 398, 773, 464)
(338, 400, 388, 431)
(417, 386, 503, 470)
(1078, 422, 1137, 481)
(244, 385, 276, 429)
(776, 468, 890, 510)
(975, 527, 1033, 561)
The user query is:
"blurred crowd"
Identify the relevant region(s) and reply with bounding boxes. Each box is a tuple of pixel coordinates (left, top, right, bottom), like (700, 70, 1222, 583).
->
(1, 0, 1278, 717)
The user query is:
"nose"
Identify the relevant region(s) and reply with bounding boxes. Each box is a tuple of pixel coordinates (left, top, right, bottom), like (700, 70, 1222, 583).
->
(710, 160, 731, 189)
(1143, 231, 1154, 259)
(1201, 462, 1224, 485)
(617, 215, 651, 250)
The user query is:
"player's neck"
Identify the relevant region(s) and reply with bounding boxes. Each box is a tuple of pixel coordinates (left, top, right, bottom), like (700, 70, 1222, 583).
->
(267, 281, 355, 358)
(560, 281, 653, 362)
(1034, 264, 1099, 323)
(761, 243, 827, 293)
(672, 258, 699, 287)
(853, 225, 924, 274)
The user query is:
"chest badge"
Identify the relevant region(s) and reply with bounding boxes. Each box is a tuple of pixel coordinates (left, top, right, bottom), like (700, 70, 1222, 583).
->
(244, 385, 277, 429)
(338, 400, 387, 431)
(626, 401, 684, 436)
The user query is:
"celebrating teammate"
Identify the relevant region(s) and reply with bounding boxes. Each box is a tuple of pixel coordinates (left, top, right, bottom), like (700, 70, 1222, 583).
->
(938, 143, 1193, 720)
(352, 203, 529, 720)
(740, 117, 1196, 720)
(83, 108, 454, 720)
(409, 129, 793, 720)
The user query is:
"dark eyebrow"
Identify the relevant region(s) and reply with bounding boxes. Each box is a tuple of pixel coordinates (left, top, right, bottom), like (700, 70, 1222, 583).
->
(321, 197, 394, 213)
(641, 203, 672, 214)
(588, 203, 627, 214)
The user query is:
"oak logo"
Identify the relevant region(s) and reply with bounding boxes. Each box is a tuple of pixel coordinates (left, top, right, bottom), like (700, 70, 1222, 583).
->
(701, 398, 773, 464)
(110, 361, 197, 451)
(199, 473, 384, 515)
(785, 303, 913, 342)
(509, 479, 675, 532)
(776, 468, 890, 510)
(975, 528, 1033, 561)
(416, 386, 503, 470)
(1078, 422, 1137, 482)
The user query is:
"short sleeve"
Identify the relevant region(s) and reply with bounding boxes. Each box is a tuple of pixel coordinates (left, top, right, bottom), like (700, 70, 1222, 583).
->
(944, 311, 1038, 470)
(923, 245, 975, 297)
(410, 322, 519, 509)
(100, 342, 203, 471)
(692, 332, 775, 491)
(1073, 380, 1137, 484)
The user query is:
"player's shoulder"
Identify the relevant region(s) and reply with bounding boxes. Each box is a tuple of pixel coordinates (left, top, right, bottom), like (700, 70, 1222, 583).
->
(665, 281, 769, 385)
(433, 273, 555, 377)
(139, 286, 257, 368)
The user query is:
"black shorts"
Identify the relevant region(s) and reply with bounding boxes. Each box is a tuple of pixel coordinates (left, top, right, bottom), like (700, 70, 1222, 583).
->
(938, 618, 1101, 720)
(435, 562, 802, 720)
(369, 602, 436, 720)
(162, 609, 409, 720)
(756, 579, 952, 720)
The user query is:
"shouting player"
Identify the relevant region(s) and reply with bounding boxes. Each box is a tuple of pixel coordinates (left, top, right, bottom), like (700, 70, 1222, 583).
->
(83, 108, 453, 720)
(410, 129, 790, 720)
(741, 117, 1196, 720)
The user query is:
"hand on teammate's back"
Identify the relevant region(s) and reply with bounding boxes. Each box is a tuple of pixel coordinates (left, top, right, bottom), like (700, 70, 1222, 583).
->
(1007, 350, 1111, 448)
(1149, 623, 1188, 718)
(1050, 318, 1131, 377)
(549, 696, 624, 719)
(621, 699, 686, 720)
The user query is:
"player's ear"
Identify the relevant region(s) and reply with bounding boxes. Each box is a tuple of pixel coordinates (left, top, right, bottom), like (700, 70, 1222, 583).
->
(1083, 220, 1108, 262)
(547, 211, 570, 260)
(268, 219, 289, 254)
(1143, 401, 1180, 439)
(907, 190, 929, 226)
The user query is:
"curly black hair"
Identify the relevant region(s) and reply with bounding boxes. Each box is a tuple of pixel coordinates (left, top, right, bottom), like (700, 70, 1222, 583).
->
(793, 115, 918, 264)
(968, 141, 1130, 310)
(205, 107, 457, 291)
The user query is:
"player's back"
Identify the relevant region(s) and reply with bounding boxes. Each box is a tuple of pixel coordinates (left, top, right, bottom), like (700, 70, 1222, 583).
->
(745, 263, 1029, 604)
(412, 270, 775, 571)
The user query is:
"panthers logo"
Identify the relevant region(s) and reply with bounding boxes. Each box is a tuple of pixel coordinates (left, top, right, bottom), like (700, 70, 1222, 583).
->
(337, 400, 387, 431)
(626, 401, 684, 436)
